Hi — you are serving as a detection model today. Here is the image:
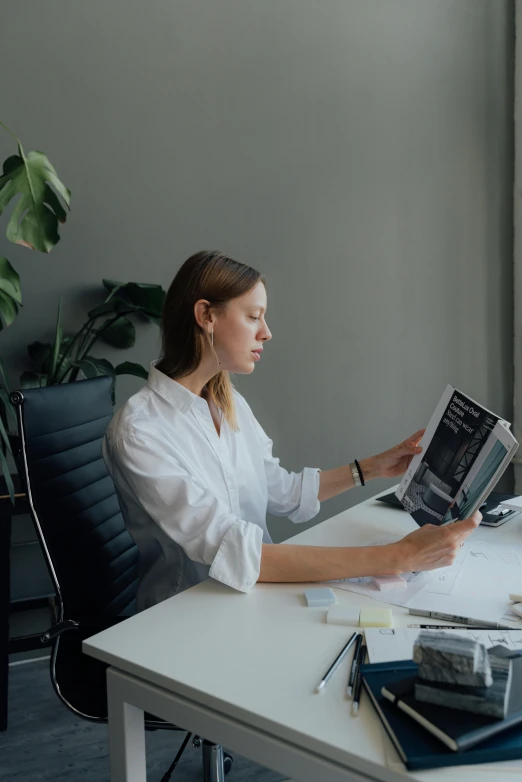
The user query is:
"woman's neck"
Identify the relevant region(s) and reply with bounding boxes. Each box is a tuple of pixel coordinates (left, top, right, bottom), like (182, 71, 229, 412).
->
(172, 362, 217, 398)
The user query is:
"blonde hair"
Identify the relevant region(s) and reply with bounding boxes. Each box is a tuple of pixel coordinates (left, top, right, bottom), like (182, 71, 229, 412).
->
(156, 250, 264, 430)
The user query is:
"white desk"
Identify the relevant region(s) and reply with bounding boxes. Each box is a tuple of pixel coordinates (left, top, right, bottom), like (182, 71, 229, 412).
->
(83, 489, 522, 782)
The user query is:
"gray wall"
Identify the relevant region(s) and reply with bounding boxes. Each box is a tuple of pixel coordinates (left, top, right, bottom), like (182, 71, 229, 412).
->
(1, 0, 514, 543)
(513, 0, 522, 493)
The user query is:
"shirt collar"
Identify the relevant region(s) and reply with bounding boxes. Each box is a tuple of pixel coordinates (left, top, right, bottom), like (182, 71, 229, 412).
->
(147, 362, 208, 413)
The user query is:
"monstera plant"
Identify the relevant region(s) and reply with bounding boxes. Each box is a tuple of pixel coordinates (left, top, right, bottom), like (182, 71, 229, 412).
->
(0, 123, 164, 500)
(21, 279, 165, 395)
(0, 121, 71, 498)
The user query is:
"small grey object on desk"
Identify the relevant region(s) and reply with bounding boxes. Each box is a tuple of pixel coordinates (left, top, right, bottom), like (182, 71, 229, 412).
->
(413, 632, 522, 719)
(415, 652, 512, 718)
(413, 631, 493, 687)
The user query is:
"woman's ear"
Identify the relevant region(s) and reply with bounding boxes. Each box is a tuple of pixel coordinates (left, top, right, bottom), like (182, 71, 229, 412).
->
(194, 299, 213, 330)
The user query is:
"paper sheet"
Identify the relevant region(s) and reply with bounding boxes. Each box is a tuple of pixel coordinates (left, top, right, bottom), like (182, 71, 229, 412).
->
(325, 534, 522, 623)
(324, 535, 468, 608)
(364, 626, 522, 664)
(408, 541, 522, 621)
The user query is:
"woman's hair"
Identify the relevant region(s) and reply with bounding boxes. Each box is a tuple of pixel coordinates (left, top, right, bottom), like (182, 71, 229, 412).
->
(157, 250, 264, 430)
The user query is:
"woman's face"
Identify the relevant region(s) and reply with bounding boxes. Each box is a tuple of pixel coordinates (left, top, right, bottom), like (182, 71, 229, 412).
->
(214, 281, 272, 374)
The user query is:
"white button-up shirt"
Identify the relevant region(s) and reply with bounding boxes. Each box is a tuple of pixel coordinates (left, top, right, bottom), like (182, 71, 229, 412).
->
(102, 364, 321, 611)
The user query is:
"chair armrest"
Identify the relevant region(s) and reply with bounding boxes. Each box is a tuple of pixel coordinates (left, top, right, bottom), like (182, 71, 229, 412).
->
(41, 620, 79, 643)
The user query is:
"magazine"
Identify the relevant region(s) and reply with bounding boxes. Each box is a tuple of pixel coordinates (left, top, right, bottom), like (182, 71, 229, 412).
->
(396, 385, 519, 526)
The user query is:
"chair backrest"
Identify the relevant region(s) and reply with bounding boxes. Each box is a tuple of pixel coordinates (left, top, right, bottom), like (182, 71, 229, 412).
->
(11, 377, 139, 622)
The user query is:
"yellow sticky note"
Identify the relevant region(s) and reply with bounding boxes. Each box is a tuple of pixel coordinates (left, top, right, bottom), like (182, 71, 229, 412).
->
(359, 607, 393, 628)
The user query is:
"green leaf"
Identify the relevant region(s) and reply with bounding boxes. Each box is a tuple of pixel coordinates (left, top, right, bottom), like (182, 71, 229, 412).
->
(20, 371, 47, 388)
(115, 361, 149, 380)
(0, 448, 15, 503)
(70, 356, 115, 381)
(27, 340, 51, 372)
(27, 336, 72, 381)
(0, 358, 10, 390)
(108, 281, 165, 320)
(0, 144, 71, 253)
(87, 299, 129, 320)
(0, 387, 16, 430)
(0, 409, 12, 453)
(0, 256, 22, 309)
(0, 359, 16, 429)
(70, 356, 116, 404)
(0, 288, 20, 328)
(99, 316, 135, 349)
(47, 298, 63, 382)
(0, 385, 11, 409)
(102, 279, 123, 292)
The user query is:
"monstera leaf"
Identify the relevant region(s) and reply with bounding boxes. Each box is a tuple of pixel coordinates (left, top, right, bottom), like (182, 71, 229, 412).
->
(0, 360, 15, 501)
(115, 361, 148, 380)
(0, 142, 71, 252)
(99, 316, 135, 349)
(101, 279, 165, 324)
(0, 256, 22, 328)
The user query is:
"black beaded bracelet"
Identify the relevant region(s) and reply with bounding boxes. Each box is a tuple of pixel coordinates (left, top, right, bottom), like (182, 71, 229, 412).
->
(354, 458, 365, 487)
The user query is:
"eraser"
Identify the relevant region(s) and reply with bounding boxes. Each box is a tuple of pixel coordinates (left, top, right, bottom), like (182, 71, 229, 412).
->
(511, 603, 522, 619)
(359, 607, 393, 628)
(370, 575, 407, 592)
(304, 587, 337, 607)
(326, 605, 361, 626)
(509, 593, 522, 603)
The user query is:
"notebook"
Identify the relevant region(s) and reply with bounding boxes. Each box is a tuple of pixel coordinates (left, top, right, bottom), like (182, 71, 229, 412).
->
(362, 661, 522, 771)
(381, 647, 522, 752)
(376, 490, 520, 527)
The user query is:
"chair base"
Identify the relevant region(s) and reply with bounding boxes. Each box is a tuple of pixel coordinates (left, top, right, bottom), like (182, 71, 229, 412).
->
(202, 740, 225, 782)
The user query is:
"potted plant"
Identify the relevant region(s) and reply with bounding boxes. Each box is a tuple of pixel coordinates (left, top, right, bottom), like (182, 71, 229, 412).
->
(0, 121, 70, 499)
(21, 278, 165, 396)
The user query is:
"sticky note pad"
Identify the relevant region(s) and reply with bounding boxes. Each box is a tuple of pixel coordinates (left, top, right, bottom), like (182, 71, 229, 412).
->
(303, 588, 337, 607)
(370, 575, 407, 592)
(326, 605, 361, 626)
(359, 607, 393, 628)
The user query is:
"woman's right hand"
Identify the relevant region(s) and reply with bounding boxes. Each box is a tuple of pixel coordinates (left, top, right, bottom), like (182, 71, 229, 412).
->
(391, 512, 482, 572)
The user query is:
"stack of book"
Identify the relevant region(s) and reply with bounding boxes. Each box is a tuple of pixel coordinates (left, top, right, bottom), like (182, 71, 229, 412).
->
(362, 631, 522, 770)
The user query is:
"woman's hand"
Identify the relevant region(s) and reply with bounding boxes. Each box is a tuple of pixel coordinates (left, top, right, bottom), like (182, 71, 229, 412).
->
(390, 512, 482, 573)
(361, 429, 425, 481)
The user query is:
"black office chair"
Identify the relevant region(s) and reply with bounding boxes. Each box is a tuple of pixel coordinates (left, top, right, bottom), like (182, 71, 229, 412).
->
(10, 377, 232, 781)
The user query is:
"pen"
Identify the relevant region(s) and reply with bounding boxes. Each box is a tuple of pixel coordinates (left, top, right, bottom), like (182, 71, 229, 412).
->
(406, 624, 522, 630)
(315, 631, 359, 693)
(351, 642, 367, 716)
(347, 633, 363, 696)
(407, 609, 515, 630)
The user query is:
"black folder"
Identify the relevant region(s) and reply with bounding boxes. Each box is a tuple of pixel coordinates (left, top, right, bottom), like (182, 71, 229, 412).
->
(362, 660, 522, 771)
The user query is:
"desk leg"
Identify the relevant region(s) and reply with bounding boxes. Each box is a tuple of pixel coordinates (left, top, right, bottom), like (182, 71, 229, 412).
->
(107, 667, 147, 782)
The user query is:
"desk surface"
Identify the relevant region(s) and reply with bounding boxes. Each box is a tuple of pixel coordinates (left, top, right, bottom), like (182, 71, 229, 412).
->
(84, 488, 522, 781)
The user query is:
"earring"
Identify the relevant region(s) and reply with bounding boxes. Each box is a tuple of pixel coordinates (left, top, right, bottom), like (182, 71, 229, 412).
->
(210, 330, 214, 348)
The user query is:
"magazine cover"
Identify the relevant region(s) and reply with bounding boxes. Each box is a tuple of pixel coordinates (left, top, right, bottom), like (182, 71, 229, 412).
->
(445, 420, 518, 522)
(396, 386, 515, 526)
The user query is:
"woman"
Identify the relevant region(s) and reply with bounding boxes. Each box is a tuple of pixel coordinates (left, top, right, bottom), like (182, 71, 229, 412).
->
(103, 250, 480, 611)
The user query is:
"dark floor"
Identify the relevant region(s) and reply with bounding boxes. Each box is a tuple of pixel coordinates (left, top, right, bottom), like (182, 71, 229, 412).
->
(1, 657, 291, 782)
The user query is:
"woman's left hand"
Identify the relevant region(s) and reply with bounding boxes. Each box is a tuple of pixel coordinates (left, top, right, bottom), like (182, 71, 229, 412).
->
(366, 429, 425, 480)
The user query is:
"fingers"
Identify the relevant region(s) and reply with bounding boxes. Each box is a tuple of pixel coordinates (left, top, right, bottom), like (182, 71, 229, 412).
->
(399, 440, 423, 455)
(401, 429, 425, 453)
(408, 429, 425, 445)
(448, 512, 482, 540)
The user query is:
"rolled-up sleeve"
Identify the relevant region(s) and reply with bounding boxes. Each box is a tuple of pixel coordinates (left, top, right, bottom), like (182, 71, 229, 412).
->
(252, 417, 321, 523)
(110, 434, 263, 592)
